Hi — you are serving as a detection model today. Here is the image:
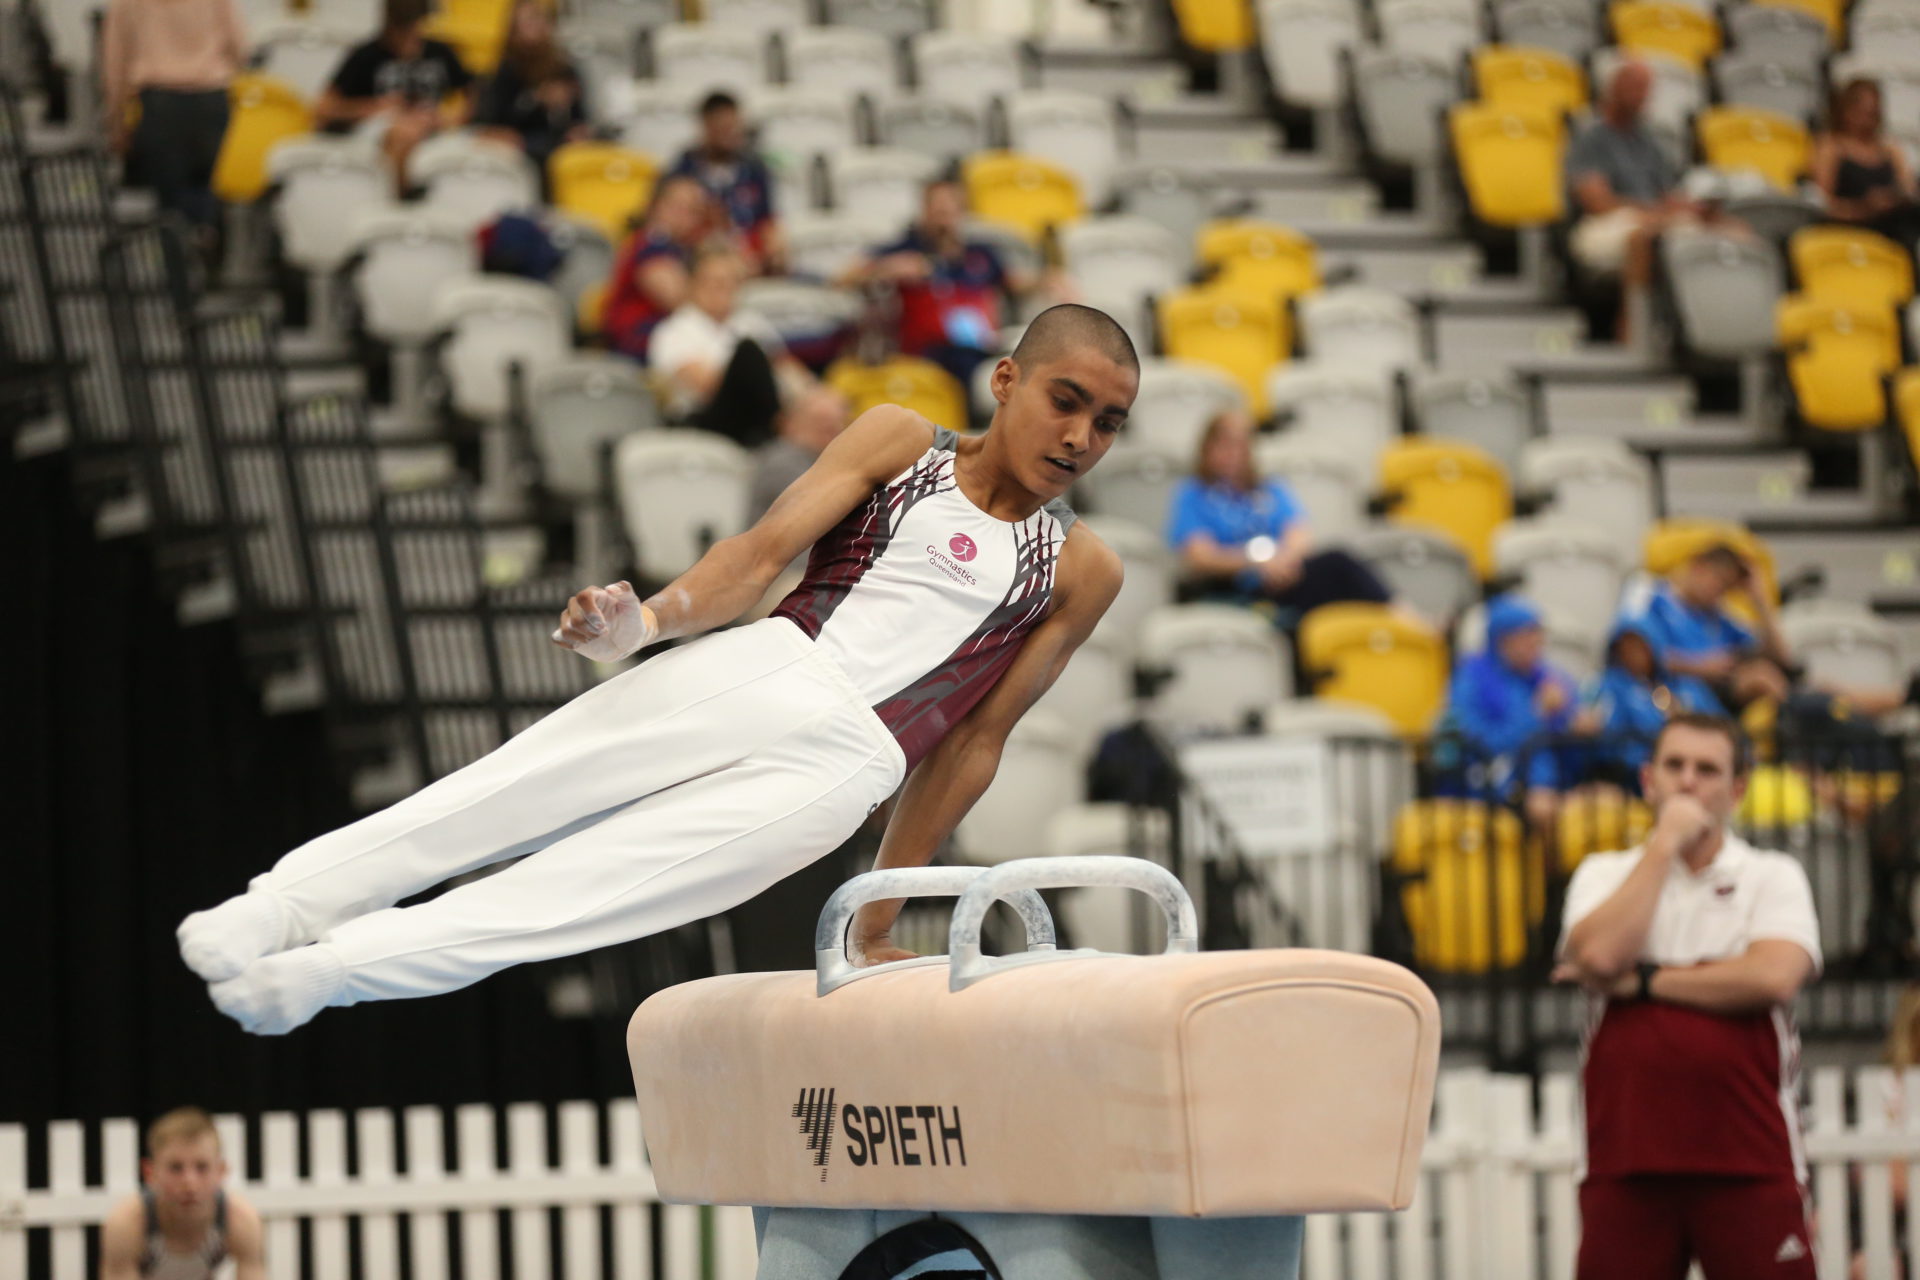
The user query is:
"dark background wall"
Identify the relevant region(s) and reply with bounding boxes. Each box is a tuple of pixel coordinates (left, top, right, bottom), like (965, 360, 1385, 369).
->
(1, 451, 642, 1127)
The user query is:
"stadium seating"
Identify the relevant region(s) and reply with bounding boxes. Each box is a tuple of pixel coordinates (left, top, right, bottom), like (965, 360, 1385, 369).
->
(1253, 437, 1371, 541)
(1493, 0, 1601, 60)
(652, 24, 768, 93)
(706, 0, 811, 34)
(1198, 219, 1321, 298)
(1265, 364, 1399, 468)
(1695, 106, 1810, 189)
(911, 31, 1027, 111)
(1257, 0, 1363, 111)
(1775, 295, 1900, 433)
(1492, 519, 1632, 644)
(1725, 2, 1829, 69)
(1348, 526, 1481, 627)
(1080, 515, 1178, 657)
(613, 429, 754, 582)
(1611, 0, 1722, 68)
(1519, 437, 1656, 535)
(1710, 50, 1822, 121)
(1391, 799, 1538, 971)
(961, 151, 1083, 242)
(1140, 603, 1292, 736)
(826, 148, 940, 228)
(1076, 446, 1186, 532)
(1449, 102, 1566, 229)
(1378, 439, 1513, 578)
(1779, 599, 1906, 689)
(1157, 285, 1290, 415)
(1789, 226, 1915, 311)
(528, 355, 661, 500)
(1406, 373, 1535, 475)
(1300, 602, 1450, 737)
(781, 25, 897, 99)
(1471, 45, 1588, 115)
(1348, 47, 1459, 172)
(825, 356, 968, 430)
(212, 74, 312, 204)
(1296, 287, 1421, 380)
(549, 142, 659, 243)
(1642, 517, 1780, 610)
(1556, 793, 1653, 873)
(256, 23, 357, 101)
(1657, 223, 1785, 362)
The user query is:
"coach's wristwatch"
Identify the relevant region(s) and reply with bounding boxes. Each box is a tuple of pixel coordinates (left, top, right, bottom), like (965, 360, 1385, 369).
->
(1635, 961, 1660, 1002)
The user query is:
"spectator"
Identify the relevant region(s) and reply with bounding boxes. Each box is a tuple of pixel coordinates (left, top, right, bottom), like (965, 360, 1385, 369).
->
(1165, 409, 1391, 618)
(649, 244, 813, 446)
(315, 0, 472, 187)
(1812, 79, 1920, 243)
(100, 0, 248, 259)
(839, 178, 1037, 394)
(1555, 713, 1820, 1280)
(1582, 617, 1725, 788)
(749, 385, 852, 521)
(1443, 595, 1596, 828)
(1566, 60, 1732, 342)
(471, 0, 590, 176)
(1626, 543, 1792, 711)
(667, 91, 783, 273)
(603, 173, 710, 361)
(99, 1107, 266, 1279)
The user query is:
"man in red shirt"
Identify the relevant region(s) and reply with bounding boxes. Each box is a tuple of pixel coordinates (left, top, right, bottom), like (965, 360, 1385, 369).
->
(1556, 712, 1821, 1279)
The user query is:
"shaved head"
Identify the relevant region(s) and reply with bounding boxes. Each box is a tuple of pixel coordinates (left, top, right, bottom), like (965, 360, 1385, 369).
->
(1010, 304, 1139, 380)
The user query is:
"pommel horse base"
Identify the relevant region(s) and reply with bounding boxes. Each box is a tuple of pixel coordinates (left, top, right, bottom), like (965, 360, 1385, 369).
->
(630, 856, 1442, 1279)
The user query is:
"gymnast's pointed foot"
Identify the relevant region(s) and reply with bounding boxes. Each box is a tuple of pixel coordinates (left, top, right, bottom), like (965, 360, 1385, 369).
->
(209, 945, 346, 1036)
(177, 891, 294, 982)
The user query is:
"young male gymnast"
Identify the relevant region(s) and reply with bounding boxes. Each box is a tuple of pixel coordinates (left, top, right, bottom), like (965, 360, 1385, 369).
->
(99, 1108, 266, 1279)
(178, 304, 1138, 1033)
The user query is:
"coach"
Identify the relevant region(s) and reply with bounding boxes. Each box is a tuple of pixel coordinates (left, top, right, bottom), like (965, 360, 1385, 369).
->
(1556, 712, 1821, 1279)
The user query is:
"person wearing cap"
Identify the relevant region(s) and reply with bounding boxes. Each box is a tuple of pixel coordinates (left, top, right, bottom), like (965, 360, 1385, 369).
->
(1444, 595, 1599, 830)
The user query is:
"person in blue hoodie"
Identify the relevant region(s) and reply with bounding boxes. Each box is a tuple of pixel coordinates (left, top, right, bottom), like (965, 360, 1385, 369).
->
(1581, 618, 1725, 790)
(1443, 596, 1598, 830)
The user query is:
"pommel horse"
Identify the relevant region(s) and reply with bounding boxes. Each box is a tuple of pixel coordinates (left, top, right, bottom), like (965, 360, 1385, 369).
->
(630, 856, 1441, 1279)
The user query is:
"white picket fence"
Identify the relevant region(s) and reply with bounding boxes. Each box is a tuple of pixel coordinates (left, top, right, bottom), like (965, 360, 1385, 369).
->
(5, 1067, 1919, 1280)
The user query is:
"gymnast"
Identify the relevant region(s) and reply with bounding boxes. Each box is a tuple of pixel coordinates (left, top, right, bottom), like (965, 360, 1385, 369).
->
(177, 304, 1137, 1034)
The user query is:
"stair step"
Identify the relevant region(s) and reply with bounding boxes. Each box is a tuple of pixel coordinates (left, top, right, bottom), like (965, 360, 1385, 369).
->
(1539, 374, 1701, 443)
(1658, 450, 1811, 523)
(1430, 305, 1586, 374)
(1749, 528, 1920, 607)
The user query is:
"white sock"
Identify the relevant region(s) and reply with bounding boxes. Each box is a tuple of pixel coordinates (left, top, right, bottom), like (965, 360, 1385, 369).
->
(178, 892, 293, 983)
(209, 945, 348, 1036)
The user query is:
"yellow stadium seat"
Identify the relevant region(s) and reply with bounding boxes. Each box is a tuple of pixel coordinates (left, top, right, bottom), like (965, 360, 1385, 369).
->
(1775, 294, 1899, 433)
(1156, 284, 1290, 415)
(1789, 226, 1914, 310)
(211, 74, 312, 204)
(1172, 0, 1255, 50)
(1472, 45, 1588, 116)
(1894, 366, 1920, 478)
(962, 152, 1083, 243)
(1197, 220, 1320, 299)
(1555, 793, 1653, 874)
(1378, 439, 1512, 578)
(1642, 517, 1779, 617)
(577, 280, 608, 338)
(827, 356, 967, 430)
(424, 0, 505, 74)
(1392, 800, 1539, 973)
(1611, 0, 1721, 69)
(1737, 765, 1815, 827)
(1696, 107, 1809, 191)
(551, 142, 659, 242)
(1299, 603, 1449, 738)
(1448, 103, 1566, 228)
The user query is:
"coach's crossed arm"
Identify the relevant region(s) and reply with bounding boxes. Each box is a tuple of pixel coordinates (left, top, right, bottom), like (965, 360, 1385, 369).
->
(847, 524, 1124, 965)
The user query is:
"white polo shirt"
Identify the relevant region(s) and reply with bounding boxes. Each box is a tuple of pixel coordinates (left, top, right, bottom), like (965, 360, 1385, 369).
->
(1560, 832, 1822, 1181)
(1560, 833, 1823, 974)
(647, 303, 785, 417)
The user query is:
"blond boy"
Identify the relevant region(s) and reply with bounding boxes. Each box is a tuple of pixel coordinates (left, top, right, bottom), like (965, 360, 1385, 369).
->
(100, 1108, 264, 1280)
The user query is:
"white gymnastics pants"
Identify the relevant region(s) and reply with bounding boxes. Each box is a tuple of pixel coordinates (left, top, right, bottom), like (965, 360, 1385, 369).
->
(250, 618, 908, 1006)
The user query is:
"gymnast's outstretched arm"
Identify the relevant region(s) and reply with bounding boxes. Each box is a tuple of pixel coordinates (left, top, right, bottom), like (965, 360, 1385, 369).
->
(553, 406, 934, 659)
(849, 523, 1124, 964)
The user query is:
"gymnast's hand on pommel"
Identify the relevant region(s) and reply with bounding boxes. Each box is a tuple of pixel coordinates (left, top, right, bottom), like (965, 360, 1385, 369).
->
(849, 901, 920, 967)
(552, 581, 659, 662)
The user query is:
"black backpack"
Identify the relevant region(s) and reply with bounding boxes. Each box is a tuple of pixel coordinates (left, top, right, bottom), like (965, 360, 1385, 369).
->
(836, 1219, 1003, 1280)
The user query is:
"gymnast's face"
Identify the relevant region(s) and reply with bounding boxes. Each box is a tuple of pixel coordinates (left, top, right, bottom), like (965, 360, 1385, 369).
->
(990, 348, 1135, 498)
(143, 1134, 226, 1219)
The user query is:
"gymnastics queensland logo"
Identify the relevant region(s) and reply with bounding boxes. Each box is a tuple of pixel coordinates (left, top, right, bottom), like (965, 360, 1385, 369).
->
(926, 535, 980, 587)
(792, 1088, 968, 1182)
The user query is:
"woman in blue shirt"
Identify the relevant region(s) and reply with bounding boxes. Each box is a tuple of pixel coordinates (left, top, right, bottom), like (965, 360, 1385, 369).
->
(1165, 411, 1390, 618)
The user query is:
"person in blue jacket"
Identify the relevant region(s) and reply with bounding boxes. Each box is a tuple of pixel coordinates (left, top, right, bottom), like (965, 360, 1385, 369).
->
(1581, 618, 1725, 789)
(1443, 595, 1597, 829)
(1164, 410, 1390, 621)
